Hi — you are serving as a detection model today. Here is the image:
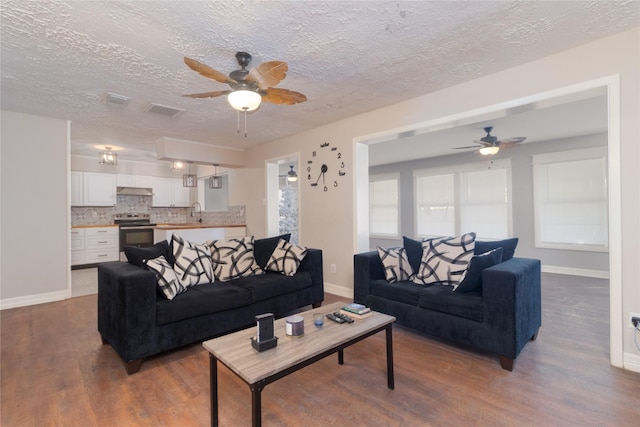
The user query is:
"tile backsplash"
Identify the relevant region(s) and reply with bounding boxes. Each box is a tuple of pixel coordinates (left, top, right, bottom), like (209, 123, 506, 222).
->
(71, 195, 245, 226)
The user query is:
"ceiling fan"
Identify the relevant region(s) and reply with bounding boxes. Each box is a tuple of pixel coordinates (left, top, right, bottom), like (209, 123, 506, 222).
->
(453, 126, 527, 155)
(182, 52, 307, 110)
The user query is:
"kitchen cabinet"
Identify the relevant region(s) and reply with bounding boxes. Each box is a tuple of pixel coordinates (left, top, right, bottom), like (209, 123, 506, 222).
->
(71, 226, 119, 266)
(83, 172, 116, 206)
(116, 174, 153, 188)
(152, 177, 190, 207)
(70, 171, 84, 206)
(154, 226, 246, 244)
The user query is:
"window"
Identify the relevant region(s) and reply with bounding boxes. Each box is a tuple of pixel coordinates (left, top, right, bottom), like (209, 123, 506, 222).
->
(369, 174, 399, 237)
(533, 147, 608, 251)
(414, 160, 512, 239)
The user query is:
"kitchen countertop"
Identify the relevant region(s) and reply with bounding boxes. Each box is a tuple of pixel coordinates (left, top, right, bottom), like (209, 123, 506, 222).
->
(153, 224, 246, 230)
(71, 224, 119, 229)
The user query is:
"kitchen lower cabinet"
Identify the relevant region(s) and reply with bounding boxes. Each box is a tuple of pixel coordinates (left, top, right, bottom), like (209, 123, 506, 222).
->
(71, 226, 119, 266)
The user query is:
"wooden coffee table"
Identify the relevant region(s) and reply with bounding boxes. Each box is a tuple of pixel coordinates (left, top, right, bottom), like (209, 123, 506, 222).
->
(202, 301, 396, 427)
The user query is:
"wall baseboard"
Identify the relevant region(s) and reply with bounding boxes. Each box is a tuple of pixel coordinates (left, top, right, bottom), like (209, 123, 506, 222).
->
(542, 265, 609, 279)
(0, 290, 70, 310)
(323, 282, 352, 299)
(623, 352, 640, 373)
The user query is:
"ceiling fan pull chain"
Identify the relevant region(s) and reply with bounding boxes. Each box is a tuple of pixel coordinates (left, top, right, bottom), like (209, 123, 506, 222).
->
(236, 110, 240, 135)
(244, 109, 248, 138)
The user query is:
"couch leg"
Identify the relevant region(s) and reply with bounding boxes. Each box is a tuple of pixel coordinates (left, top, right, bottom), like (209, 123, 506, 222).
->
(499, 355, 514, 371)
(531, 330, 539, 341)
(312, 302, 322, 308)
(125, 359, 143, 375)
(100, 335, 108, 345)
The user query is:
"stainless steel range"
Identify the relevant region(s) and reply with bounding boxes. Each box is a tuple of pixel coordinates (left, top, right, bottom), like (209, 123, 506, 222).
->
(114, 213, 156, 252)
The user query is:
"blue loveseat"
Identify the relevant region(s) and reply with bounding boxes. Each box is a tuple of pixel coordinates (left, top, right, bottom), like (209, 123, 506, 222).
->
(98, 235, 324, 374)
(354, 238, 541, 370)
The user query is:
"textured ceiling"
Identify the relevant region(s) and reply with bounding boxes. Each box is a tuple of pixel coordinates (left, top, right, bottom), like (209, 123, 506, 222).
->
(1, 1, 638, 162)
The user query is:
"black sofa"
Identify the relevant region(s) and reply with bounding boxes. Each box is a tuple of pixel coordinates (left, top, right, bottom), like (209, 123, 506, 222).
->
(354, 239, 541, 371)
(98, 236, 324, 374)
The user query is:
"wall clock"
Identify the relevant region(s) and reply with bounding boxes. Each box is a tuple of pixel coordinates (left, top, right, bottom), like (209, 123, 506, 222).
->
(307, 141, 346, 192)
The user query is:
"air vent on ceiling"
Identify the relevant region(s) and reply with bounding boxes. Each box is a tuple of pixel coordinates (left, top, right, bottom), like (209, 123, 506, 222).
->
(145, 103, 185, 118)
(105, 92, 131, 106)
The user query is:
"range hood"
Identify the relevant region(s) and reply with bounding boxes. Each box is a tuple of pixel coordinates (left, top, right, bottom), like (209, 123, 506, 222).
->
(117, 186, 154, 196)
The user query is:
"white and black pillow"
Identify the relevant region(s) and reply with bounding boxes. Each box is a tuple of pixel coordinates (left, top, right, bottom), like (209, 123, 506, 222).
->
(413, 232, 476, 286)
(171, 234, 215, 287)
(144, 256, 185, 300)
(266, 239, 308, 276)
(207, 237, 264, 281)
(377, 246, 414, 283)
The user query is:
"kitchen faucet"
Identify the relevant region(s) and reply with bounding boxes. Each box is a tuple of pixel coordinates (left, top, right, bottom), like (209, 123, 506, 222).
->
(191, 202, 203, 223)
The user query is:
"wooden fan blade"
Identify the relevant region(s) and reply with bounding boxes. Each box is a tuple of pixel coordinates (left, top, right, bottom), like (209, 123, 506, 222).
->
(262, 87, 307, 105)
(452, 145, 483, 150)
(184, 57, 237, 85)
(182, 90, 230, 99)
(498, 137, 527, 148)
(247, 61, 288, 90)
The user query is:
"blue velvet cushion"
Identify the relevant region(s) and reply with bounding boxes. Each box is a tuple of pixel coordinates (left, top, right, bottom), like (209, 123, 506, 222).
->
(455, 247, 503, 293)
(402, 236, 423, 273)
(254, 233, 291, 269)
(475, 238, 518, 261)
(124, 240, 172, 267)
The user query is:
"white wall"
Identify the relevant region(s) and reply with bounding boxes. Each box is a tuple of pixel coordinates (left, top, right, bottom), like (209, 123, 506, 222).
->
(1, 111, 70, 307)
(241, 28, 640, 370)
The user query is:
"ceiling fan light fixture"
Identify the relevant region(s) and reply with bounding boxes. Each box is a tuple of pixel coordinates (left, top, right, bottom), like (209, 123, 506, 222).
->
(479, 146, 500, 156)
(228, 89, 261, 112)
(287, 165, 298, 182)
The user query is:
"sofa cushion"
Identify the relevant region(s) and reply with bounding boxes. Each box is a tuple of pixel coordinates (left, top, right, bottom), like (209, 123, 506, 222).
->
(455, 247, 503, 293)
(418, 284, 484, 322)
(266, 239, 308, 276)
(377, 246, 414, 283)
(370, 279, 424, 306)
(156, 282, 252, 326)
(144, 256, 185, 300)
(254, 233, 291, 269)
(231, 271, 313, 303)
(172, 234, 215, 287)
(475, 238, 518, 261)
(208, 237, 264, 281)
(124, 240, 173, 267)
(413, 233, 476, 286)
(402, 236, 423, 274)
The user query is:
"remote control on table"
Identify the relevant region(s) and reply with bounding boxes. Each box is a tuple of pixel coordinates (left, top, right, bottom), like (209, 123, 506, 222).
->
(334, 312, 354, 323)
(326, 313, 345, 324)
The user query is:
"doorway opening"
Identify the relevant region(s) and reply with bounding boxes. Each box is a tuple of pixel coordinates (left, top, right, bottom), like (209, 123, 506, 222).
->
(265, 154, 300, 244)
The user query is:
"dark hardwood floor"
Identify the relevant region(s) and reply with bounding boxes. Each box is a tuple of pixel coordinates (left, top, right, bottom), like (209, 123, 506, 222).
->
(2, 273, 639, 426)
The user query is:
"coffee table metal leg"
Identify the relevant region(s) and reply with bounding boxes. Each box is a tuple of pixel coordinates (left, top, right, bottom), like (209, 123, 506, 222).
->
(250, 382, 266, 427)
(338, 349, 344, 365)
(210, 354, 218, 427)
(386, 324, 394, 390)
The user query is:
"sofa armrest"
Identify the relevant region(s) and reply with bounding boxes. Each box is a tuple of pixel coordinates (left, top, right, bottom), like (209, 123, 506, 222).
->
(298, 248, 324, 304)
(481, 257, 542, 357)
(353, 251, 385, 304)
(97, 261, 158, 362)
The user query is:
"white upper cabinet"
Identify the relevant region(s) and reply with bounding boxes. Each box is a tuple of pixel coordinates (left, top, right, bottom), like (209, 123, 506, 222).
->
(83, 172, 116, 206)
(117, 174, 153, 188)
(152, 177, 190, 207)
(70, 171, 84, 206)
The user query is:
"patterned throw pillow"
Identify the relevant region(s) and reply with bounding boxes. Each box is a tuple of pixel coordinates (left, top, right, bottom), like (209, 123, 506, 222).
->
(207, 237, 264, 281)
(377, 246, 414, 283)
(413, 232, 476, 286)
(266, 239, 308, 276)
(171, 234, 215, 287)
(144, 256, 185, 300)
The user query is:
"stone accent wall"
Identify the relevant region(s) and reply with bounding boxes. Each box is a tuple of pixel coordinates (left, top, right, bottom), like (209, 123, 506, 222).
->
(71, 195, 245, 226)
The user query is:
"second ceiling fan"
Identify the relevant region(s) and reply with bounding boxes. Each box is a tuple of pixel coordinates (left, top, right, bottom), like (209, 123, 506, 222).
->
(453, 126, 526, 155)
